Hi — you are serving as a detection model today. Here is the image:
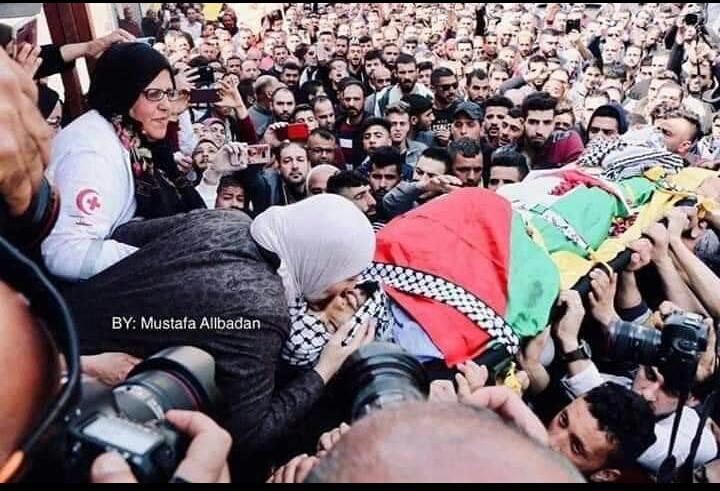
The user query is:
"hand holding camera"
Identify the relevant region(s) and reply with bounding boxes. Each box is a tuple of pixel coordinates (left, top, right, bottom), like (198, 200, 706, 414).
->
(91, 410, 231, 484)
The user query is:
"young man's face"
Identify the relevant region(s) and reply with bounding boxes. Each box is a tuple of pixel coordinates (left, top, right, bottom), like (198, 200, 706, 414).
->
(413, 156, 446, 184)
(588, 116, 620, 142)
(554, 113, 574, 133)
(278, 145, 309, 186)
(484, 106, 509, 140)
(654, 117, 695, 156)
(418, 69, 432, 88)
(215, 185, 245, 210)
(280, 68, 300, 88)
(499, 116, 525, 146)
(293, 110, 318, 131)
(368, 165, 401, 198)
(490, 70, 509, 93)
(624, 47, 642, 69)
(363, 125, 392, 154)
(488, 165, 522, 191)
(452, 154, 483, 187)
(457, 42, 474, 64)
(388, 113, 411, 145)
(524, 109, 555, 148)
(467, 75, 490, 104)
(583, 67, 603, 91)
(452, 115, 482, 141)
(547, 398, 619, 475)
(582, 96, 609, 128)
(348, 45, 363, 67)
(631, 365, 679, 417)
(383, 45, 400, 67)
(339, 185, 377, 216)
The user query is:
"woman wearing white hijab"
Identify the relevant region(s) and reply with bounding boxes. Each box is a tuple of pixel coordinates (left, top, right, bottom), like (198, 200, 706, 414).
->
(63, 194, 376, 481)
(251, 193, 375, 305)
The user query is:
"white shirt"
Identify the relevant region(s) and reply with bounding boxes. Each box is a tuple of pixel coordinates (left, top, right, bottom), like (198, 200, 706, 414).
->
(42, 110, 139, 281)
(562, 364, 718, 473)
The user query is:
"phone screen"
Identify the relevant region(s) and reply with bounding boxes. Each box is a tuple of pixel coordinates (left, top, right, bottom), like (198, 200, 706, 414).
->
(190, 89, 221, 104)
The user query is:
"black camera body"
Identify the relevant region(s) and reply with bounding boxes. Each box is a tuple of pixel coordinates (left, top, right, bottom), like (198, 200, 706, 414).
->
(606, 312, 708, 394)
(37, 346, 219, 483)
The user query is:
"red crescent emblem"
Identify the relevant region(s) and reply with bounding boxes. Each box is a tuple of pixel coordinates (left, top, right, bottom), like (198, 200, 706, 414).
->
(75, 189, 101, 215)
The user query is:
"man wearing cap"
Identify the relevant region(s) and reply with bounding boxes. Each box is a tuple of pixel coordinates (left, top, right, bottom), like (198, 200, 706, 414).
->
(403, 94, 436, 147)
(450, 101, 484, 143)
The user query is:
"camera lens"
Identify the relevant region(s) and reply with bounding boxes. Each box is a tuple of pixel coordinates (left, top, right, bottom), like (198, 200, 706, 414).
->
(685, 13, 699, 26)
(338, 342, 428, 422)
(606, 321, 662, 366)
(113, 347, 220, 422)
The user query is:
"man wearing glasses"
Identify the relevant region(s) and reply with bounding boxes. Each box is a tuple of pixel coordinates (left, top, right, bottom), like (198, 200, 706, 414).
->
(430, 67, 460, 147)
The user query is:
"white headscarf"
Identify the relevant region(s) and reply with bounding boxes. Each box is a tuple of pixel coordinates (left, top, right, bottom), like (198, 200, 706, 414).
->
(250, 194, 376, 304)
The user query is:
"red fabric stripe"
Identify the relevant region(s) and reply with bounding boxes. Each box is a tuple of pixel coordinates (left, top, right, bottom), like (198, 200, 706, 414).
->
(375, 189, 513, 365)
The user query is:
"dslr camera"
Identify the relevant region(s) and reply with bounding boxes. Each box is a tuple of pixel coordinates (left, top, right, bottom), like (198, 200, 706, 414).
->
(36, 346, 220, 483)
(685, 12, 705, 27)
(604, 312, 709, 394)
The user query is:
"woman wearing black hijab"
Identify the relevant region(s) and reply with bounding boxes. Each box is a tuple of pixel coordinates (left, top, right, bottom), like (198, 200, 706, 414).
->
(43, 42, 206, 281)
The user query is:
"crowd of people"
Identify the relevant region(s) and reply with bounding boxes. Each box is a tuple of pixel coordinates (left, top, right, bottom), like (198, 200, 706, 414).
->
(4, 1, 720, 484)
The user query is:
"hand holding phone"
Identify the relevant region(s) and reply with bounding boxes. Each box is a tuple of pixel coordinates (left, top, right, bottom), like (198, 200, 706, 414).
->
(276, 123, 310, 142)
(190, 88, 221, 104)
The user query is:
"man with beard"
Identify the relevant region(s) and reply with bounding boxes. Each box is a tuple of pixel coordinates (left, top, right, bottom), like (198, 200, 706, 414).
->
(239, 141, 310, 214)
(404, 94, 436, 148)
(327, 170, 377, 219)
(456, 39, 474, 65)
(511, 92, 585, 170)
(431, 67, 461, 147)
(500, 55, 549, 104)
(313, 96, 337, 131)
(536, 28, 560, 60)
(336, 80, 368, 168)
(271, 87, 296, 124)
(368, 54, 434, 117)
(481, 95, 514, 163)
(466, 69, 491, 106)
(365, 146, 405, 225)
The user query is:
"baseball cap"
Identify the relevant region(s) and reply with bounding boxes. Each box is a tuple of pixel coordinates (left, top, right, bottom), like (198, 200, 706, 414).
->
(453, 101, 484, 121)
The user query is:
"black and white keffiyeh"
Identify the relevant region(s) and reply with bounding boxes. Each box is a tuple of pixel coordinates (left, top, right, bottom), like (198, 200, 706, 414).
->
(363, 263, 520, 355)
(282, 283, 393, 367)
(577, 127, 685, 181)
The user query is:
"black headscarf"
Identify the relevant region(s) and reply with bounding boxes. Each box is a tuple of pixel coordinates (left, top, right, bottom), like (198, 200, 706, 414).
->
(88, 43, 205, 219)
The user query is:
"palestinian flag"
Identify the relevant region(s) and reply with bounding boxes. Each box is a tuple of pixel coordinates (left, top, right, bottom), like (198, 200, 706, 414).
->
(370, 167, 720, 366)
(369, 188, 560, 366)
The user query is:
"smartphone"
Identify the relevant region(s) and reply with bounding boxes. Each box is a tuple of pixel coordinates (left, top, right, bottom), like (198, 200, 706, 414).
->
(247, 144, 272, 166)
(136, 36, 156, 46)
(196, 65, 215, 86)
(565, 19, 581, 34)
(189, 88, 221, 104)
(276, 123, 310, 142)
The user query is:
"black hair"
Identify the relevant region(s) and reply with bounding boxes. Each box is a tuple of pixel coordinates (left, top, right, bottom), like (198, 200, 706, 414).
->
(466, 68, 488, 85)
(418, 61, 434, 72)
(485, 95, 514, 111)
(448, 138, 482, 161)
(369, 146, 403, 175)
(490, 150, 529, 180)
(362, 117, 391, 135)
(528, 54, 548, 67)
(396, 53, 417, 67)
(327, 170, 370, 194)
(521, 91, 558, 118)
(584, 58, 603, 73)
(365, 49, 384, 62)
(420, 147, 453, 174)
(584, 383, 656, 465)
(299, 80, 325, 104)
(282, 61, 301, 73)
(431, 67, 456, 85)
(340, 78, 365, 95)
(217, 174, 245, 193)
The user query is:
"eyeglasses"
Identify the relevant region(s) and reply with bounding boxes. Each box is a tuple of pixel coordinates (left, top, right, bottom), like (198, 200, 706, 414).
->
(437, 82, 459, 91)
(141, 88, 186, 102)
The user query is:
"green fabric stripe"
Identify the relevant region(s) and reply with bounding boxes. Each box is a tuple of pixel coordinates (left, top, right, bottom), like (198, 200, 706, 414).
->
(528, 187, 626, 257)
(505, 213, 561, 338)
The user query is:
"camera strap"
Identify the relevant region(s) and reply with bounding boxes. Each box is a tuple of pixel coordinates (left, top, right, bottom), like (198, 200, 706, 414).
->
(657, 391, 689, 483)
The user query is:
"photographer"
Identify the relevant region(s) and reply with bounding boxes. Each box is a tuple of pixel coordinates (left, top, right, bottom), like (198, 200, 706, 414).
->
(550, 265, 718, 475)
